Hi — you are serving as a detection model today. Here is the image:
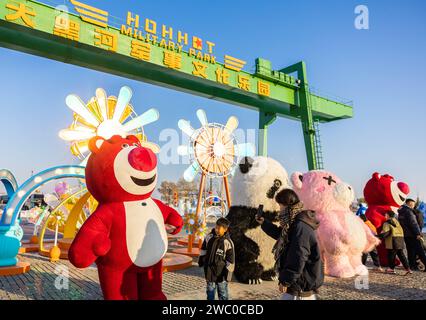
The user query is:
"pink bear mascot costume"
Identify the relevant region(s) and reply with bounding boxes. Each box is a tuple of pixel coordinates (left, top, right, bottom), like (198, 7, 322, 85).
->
(69, 135, 183, 300)
(291, 170, 380, 278)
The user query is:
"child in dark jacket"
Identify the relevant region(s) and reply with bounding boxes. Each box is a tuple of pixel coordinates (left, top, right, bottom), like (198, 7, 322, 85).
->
(198, 218, 235, 300)
(379, 211, 412, 275)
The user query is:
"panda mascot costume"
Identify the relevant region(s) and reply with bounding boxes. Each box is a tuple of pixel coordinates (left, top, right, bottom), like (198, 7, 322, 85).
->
(226, 156, 290, 284)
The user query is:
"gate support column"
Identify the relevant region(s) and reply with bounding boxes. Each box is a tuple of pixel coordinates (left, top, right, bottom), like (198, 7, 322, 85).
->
(281, 61, 317, 170)
(258, 111, 277, 156)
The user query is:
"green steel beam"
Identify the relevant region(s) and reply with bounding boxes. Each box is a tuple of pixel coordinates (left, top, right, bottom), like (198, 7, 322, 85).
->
(0, 19, 294, 116)
(0, 0, 354, 168)
(281, 61, 317, 170)
(258, 112, 277, 156)
(310, 94, 353, 122)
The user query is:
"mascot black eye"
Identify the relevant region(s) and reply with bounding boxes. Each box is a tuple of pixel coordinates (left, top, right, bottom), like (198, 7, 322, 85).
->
(133, 143, 139, 147)
(122, 143, 130, 148)
(266, 179, 282, 199)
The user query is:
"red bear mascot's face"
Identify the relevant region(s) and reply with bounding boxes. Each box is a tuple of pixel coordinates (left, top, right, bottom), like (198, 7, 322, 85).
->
(363, 172, 410, 209)
(85, 134, 158, 203)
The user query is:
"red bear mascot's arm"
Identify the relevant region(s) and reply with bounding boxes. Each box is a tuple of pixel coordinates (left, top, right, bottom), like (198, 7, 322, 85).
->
(152, 198, 183, 235)
(365, 206, 388, 232)
(69, 204, 113, 268)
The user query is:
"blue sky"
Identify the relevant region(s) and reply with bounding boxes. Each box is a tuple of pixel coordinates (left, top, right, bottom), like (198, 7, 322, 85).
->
(1, 0, 425, 199)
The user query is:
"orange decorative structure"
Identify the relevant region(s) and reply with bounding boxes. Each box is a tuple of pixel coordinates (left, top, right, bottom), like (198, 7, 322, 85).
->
(29, 235, 38, 244)
(48, 211, 64, 262)
(19, 239, 54, 254)
(38, 189, 96, 260)
(177, 237, 199, 246)
(171, 246, 201, 258)
(49, 245, 61, 262)
(162, 253, 193, 272)
(0, 261, 30, 276)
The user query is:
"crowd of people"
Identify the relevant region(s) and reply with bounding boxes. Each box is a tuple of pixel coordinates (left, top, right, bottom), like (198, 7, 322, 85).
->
(359, 199, 426, 274)
(197, 191, 426, 301)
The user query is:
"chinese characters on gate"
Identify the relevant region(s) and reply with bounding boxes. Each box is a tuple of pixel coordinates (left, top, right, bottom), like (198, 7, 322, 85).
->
(4, 0, 272, 97)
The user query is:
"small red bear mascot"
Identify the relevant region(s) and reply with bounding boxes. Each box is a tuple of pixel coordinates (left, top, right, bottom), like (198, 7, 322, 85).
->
(69, 134, 183, 300)
(363, 172, 410, 266)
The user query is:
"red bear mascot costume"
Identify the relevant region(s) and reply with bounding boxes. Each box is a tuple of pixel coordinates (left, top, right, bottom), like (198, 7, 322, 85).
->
(69, 134, 183, 300)
(363, 172, 410, 266)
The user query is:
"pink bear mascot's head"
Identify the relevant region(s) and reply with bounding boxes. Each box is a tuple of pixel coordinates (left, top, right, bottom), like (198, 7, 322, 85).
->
(291, 170, 355, 212)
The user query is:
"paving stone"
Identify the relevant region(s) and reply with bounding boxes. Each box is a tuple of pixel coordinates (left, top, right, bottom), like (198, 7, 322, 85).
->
(1, 251, 425, 300)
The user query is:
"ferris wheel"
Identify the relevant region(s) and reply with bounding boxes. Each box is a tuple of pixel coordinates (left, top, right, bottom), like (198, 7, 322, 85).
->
(177, 109, 255, 183)
(175, 109, 255, 254)
(59, 86, 160, 165)
(177, 108, 255, 223)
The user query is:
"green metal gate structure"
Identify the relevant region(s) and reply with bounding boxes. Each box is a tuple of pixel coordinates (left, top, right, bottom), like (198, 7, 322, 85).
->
(0, 0, 353, 169)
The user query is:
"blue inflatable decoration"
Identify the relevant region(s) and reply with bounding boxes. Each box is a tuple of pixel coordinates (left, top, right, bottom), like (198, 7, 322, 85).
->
(417, 201, 426, 227)
(0, 169, 18, 198)
(0, 165, 85, 267)
(0, 169, 21, 267)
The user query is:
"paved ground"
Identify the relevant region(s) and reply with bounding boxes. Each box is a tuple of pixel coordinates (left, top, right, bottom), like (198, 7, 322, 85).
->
(2, 240, 426, 300)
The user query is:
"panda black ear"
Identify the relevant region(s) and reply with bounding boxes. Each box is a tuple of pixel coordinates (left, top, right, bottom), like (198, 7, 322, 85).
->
(239, 157, 253, 174)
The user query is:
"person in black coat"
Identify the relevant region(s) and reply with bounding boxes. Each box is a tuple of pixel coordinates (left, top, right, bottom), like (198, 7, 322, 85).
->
(256, 189, 324, 300)
(414, 207, 425, 230)
(414, 207, 426, 253)
(198, 218, 235, 300)
(398, 199, 426, 271)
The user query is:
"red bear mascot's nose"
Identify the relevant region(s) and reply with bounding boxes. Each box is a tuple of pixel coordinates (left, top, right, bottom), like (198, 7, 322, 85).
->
(397, 182, 410, 195)
(128, 147, 157, 172)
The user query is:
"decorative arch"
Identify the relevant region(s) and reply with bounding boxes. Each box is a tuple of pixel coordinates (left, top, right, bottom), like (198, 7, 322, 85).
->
(0, 169, 18, 198)
(0, 166, 85, 227)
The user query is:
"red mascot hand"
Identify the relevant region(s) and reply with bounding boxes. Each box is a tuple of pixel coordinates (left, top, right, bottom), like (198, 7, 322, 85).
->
(69, 206, 112, 269)
(93, 234, 111, 257)
(153, 199, 183, 235)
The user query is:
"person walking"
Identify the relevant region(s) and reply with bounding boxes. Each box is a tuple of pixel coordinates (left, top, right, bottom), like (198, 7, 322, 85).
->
(398, 199, 426, 271)
(256, 189, 324, 300)
(379, 211, 412, 275)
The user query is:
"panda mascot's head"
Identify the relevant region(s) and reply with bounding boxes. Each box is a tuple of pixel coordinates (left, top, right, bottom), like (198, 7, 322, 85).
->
(231, 156, 290, 212)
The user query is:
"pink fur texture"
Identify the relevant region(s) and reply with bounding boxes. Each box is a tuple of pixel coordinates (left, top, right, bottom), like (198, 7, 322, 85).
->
(291, 170, 380, 278)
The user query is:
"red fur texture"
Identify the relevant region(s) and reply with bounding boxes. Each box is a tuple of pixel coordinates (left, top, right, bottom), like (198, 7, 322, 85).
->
(363, 172, 410, 266)
(69, 135, 183, 300)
